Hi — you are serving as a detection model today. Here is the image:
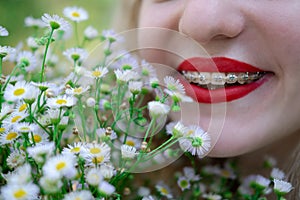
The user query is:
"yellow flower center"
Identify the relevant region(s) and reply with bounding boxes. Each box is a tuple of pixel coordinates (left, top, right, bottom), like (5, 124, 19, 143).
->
(74, 87, 82, 94)
(92, 156, 104, 164)
(20, 127, 30, 132)
(186, 130, 194, 136)
(92, 70, 101, 77)
(160, 187, 169, 195)
(90, 147, 101, 154)
(19, 103, 27, 112)
(72, 11, 80, 17)
(71, 147, 81, 153)
(56, 99, 67, 105)
(13, 189, 27, 198)
(0, 127, 5, 133)
(56, 161, 66, 171)
(126, 140, 135, 147)
(75, 198, 81, 200)
(220, 170, 231, 178)
(6, 132, 18, 140)
(11, 115, 22, 123)
(33, 134, 42, 143)
(13, 88, 25, 96)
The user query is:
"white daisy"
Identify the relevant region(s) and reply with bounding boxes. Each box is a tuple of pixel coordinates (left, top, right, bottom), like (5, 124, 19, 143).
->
(39, 175, 63, 194)
(99, 163, 116, 179)
(6, 151, 26, 169)
(202, 193, 222, 200)
(183, 167, 201, 182)
(114, 56, 139, 71)
(16, 51, 38, 72)
(62, 142, 85, 155)
(101, 29, 123, 43)
(24, 16, 45, 28)
(142, 196, 155, 200)
(177, 176, 191, 191)
(85, 67, 109, 79)
(172, 121, 187, 138)
(0, 104, 13, 120)
(26, 37, 39, 50)
(63, 6, 89, 22)
(251, 175, 271, 190)
(141, 60, 157, 78)
(2, 112, 28, 126)
(121, 144, 137, 160)
(1, 183, 39, 200)
(16, 122, 37, 133)
(138, 186, 151, 197)
(0, 25, 9, 36)
(4, 81, 36, 102)
(86, 97, 96, 107)
(47, 95, 77, 108)
(85, 168, 103, 186)
(163, 76, 185, 94)
(31, 81, 57, 92)
(155, 182, 173, 199)
(63, 47, 88, 63)
(0, 130, 20, 145)
(27, 142, 55, 164)
(81, 143, 111, 166)
(15, 102, 28, 113)
(43, 154, 77, 179)
(147, 101, 170, 118)
(179, 125, 211, 158)
(0, 45, 15, 60)
(65, 86, 90, 96)
(273, 179, 293, 194)
(98, 181, 115, 196)
(84, 26, 98, 40)
(120, 135, 142, 149)
(114, 69, 140, 83)
(4, 164, 32, 184)
(271, 168, 285, 180)
(128, 81, 143, 95)
(63, 190, 94, 200)
(29, 130, 49, 145)
(149, 77, 160, 88)
(41, 13, 70, 31)
(99, 99, 111, 111)
(263, 155, 277, 168)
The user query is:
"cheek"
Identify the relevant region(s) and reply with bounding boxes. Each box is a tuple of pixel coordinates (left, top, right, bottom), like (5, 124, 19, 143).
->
(138, 1, 183, 29)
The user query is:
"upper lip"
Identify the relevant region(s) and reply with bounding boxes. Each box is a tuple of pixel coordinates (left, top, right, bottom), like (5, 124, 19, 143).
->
(177, 57, 265, 73)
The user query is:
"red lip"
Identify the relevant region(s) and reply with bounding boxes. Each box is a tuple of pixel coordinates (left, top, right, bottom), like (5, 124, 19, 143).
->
(177, 57, 271, 103)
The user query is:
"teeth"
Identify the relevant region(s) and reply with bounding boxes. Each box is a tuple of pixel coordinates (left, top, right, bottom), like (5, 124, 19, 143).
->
(182, 71, 264, 86)
(211, 73, 226, 85)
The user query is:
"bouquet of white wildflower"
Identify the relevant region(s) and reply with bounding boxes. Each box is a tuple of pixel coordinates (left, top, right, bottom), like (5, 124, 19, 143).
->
(0, 5, 293, 200)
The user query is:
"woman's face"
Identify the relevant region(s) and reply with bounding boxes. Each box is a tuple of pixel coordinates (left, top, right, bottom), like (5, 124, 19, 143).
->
(138, 0, 300, 156)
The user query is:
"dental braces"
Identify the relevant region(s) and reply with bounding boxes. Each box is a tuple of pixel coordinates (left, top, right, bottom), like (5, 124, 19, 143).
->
(182, 71, 264, 85)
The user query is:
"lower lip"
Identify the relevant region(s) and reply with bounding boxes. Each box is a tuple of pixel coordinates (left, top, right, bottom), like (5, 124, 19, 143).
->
(181, 74, 272, 103)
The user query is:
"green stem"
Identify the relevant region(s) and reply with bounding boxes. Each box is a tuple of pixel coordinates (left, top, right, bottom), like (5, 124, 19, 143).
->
(1, 64, 19, 92)
(74, 22, 79, 47)
(0, 57, 3, 78)
(143, 117, 156, 143)
(40, 28, 54, 82)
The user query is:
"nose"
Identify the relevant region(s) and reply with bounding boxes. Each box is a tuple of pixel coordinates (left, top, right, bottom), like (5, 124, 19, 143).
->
(178, 0, 245, 44)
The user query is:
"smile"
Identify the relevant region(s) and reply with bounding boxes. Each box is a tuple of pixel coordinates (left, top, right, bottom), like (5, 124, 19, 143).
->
(177, 57, 273, 103)
(181, 71, 265, 90)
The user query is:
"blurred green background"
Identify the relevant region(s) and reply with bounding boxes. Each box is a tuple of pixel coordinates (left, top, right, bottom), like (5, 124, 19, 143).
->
(0, 0, 117, 46)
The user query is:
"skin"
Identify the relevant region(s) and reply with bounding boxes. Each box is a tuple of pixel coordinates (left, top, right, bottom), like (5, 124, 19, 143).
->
(138, 0, 300, 157)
